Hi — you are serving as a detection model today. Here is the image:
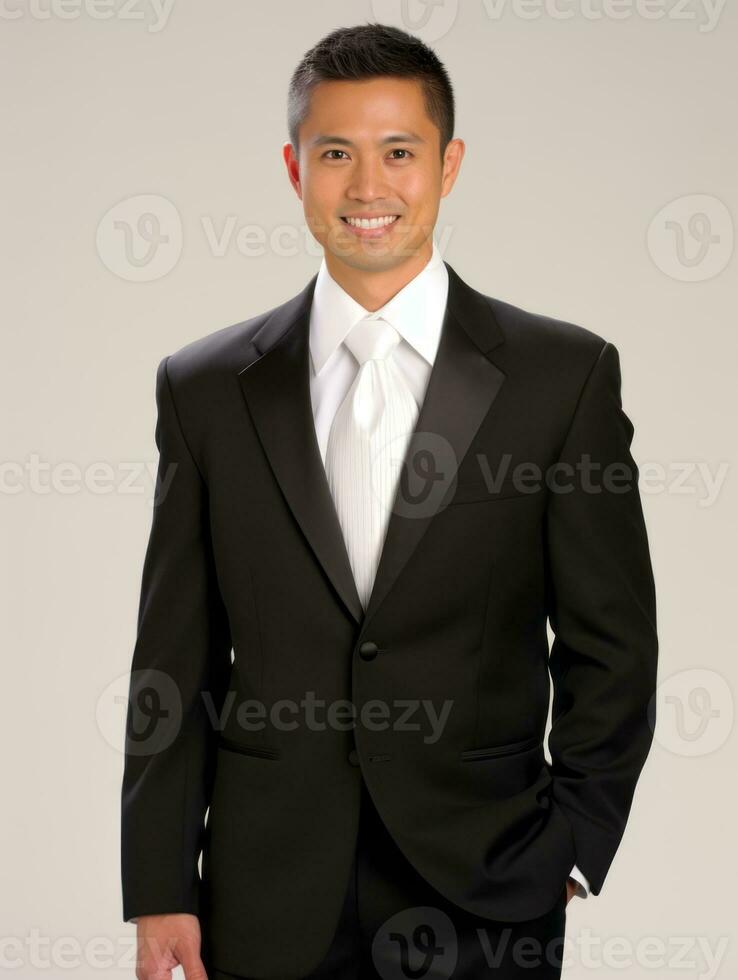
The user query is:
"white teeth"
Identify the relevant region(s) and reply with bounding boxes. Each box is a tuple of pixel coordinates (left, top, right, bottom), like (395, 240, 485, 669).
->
(344, 215, 398, 229)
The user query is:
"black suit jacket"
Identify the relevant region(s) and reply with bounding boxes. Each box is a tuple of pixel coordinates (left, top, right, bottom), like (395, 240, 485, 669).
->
(121, 261, 658, 979)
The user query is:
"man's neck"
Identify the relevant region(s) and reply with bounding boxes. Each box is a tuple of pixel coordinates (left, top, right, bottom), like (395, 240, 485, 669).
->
(324, 243, 433, 312)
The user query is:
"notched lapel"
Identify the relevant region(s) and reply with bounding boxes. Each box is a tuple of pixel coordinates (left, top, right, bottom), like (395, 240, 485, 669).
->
(361, 263, 507, 626)
(235, 261, 507, 632)
(237, 275, 365, 625)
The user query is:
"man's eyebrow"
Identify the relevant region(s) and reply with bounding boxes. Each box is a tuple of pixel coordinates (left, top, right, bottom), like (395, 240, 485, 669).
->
(310, 132, 426, 148)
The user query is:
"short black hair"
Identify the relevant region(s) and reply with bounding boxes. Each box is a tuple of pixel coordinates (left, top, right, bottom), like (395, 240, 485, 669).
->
(287, 23, 455, 161)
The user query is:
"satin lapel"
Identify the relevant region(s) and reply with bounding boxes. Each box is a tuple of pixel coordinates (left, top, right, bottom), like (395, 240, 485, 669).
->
(360, 262, 507, 629)
(236, 261, 506, 631)
(236, 274, 364, 625)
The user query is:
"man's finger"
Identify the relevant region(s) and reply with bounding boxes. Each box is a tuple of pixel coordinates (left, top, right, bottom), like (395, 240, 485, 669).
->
(177, 940, 208, 980)
(174, 939, 208, 980)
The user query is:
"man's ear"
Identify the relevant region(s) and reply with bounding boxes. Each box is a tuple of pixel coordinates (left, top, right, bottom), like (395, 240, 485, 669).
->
(282, 142, 303, 200)
(440, 137, 465, 198)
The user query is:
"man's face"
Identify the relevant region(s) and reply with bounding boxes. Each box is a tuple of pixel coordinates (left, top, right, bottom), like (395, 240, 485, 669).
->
(284, 76, 464, 275)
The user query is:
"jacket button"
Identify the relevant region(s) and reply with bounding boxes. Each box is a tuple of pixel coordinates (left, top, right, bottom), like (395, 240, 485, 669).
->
(348, 749, 360, 767)
(359, 641, 379, 661)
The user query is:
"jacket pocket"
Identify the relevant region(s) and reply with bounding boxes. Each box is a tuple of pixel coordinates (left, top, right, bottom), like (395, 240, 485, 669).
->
(460, 734, 540, 761)
(217, 734, 282, 760)
(446, 478, 543, 506)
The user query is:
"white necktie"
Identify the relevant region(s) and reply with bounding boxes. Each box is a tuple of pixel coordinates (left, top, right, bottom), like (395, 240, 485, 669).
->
(325, 316, 419, 610)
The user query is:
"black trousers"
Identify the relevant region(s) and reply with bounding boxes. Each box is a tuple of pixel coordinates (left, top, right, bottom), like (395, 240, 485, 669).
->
(211, 780, 567, 979)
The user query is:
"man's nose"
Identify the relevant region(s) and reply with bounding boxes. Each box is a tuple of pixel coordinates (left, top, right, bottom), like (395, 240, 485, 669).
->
(346, 159, 391, 202)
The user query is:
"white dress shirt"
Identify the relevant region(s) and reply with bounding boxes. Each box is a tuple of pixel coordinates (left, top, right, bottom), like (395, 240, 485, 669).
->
(307, 240, 590, 900)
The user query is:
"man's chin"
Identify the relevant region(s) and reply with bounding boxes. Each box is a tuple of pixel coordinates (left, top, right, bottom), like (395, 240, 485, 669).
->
(324, 237, 427, 273)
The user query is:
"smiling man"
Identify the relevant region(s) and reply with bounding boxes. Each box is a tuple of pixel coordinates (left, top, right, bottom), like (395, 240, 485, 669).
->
(285, 70, 460, 306)
(122, 22, 658, 980)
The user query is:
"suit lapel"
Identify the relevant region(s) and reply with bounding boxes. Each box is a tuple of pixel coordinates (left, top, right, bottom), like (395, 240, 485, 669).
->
(361, 264, 506, 626)
(237, 275, 365, 624)
(236, 261, 506, 630)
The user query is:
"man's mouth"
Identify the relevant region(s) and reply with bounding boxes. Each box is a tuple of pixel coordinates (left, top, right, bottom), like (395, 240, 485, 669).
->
(340, 214, 400, 230)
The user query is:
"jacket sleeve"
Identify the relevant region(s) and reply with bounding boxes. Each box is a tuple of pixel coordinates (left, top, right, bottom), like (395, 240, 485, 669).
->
(120, 355, 232, 922)
(545, 341, 658, 896)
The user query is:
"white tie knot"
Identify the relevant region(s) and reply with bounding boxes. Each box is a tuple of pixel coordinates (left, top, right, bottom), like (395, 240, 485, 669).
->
(344, 316, 400, 365)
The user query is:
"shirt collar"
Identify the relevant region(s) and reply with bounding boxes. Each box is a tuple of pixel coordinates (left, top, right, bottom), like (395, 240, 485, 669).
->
(309, 239, 448, 377)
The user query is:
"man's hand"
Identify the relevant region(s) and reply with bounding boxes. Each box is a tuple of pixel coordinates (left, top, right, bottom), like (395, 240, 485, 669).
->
(565, 877, 579, 906)
(135, 913, 207, 980)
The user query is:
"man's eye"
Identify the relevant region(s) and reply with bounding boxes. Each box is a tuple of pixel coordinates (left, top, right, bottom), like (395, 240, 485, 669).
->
(322, 149, 413, 160)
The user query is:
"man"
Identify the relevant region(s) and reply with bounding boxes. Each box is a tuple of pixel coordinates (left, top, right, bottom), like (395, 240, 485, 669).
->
(121, 23, 658, 980)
